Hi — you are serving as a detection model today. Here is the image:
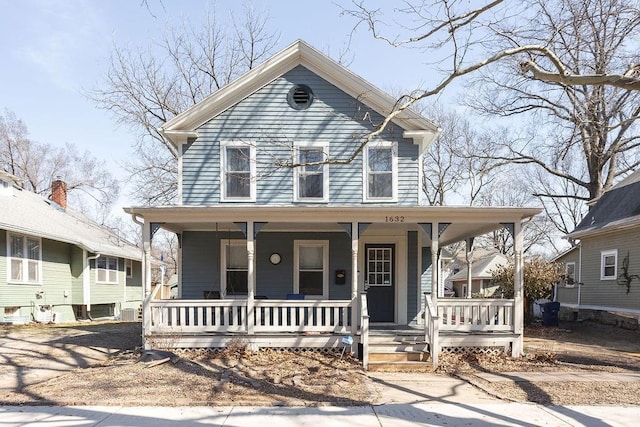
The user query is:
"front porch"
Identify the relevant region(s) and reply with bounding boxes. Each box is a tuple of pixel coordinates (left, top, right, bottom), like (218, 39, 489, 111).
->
(126, 206, 538, 369)
(144, 289, 520, 369)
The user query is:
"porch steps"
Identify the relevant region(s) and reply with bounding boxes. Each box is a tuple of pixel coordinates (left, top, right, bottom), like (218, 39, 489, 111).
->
(367, 330, 432, 372)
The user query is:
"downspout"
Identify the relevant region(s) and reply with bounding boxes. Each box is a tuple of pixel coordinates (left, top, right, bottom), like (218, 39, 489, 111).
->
(84, 250, 101, 321)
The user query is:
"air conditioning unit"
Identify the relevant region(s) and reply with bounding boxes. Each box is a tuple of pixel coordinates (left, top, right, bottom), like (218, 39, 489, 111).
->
(35, 305, 53, 323)
(121, 308, 137, 322)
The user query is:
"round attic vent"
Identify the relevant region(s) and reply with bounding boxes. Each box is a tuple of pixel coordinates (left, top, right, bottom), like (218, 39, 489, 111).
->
(287, 84, 314, 110)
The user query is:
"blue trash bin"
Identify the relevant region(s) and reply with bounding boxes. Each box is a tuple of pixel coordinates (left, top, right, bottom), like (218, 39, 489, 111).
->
(541, 302, 560, 326)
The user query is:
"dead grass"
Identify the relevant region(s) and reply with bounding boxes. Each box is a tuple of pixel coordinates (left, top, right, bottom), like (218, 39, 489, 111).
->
(2, 319, 640, 406)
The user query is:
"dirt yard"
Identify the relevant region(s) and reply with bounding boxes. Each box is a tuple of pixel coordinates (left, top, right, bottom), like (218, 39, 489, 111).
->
(1, 320, 639, 406)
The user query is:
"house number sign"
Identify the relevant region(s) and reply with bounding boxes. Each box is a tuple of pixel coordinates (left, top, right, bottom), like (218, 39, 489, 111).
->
(385, 216, 405, 223)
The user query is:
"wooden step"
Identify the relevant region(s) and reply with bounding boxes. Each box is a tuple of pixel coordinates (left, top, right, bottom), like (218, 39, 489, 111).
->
(368, 334, 425, 344)
(369, 342, 428, 353)
(369, 351, 428, 362)
(367, 361, 435, 372)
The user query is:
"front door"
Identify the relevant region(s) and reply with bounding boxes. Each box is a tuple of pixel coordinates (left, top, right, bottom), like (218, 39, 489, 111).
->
(365, 244, 395, 322)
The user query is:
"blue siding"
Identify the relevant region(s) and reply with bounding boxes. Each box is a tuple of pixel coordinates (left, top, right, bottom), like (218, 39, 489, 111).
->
(407, 231, 418, 322)
(182, 65, 419, 206)
(182, 231, 228, 299)
(181, 231, 353, 299)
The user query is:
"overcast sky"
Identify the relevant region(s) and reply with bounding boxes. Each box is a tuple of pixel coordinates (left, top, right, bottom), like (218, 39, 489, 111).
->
(1, 0, 451, 214)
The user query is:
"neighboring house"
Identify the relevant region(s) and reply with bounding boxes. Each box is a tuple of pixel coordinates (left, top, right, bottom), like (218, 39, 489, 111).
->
(556, 169, 640, 319)
(449, 253, 508, 298)
(0, 171, 142, 323)
(125, 40, 540, 368)
(552, 245, 580, 312)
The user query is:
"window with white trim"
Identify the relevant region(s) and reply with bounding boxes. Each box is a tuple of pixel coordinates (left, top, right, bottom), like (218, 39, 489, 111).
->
(7, 233, 41, 284)
(600, 250, 617, 280)
(565, 262, 575, 285)
(294, 240, 329, 298)
(96, 256, 118, 284)
(222, 240, 248, 296)
(364, 141, 397, 201)
(220, 142, 256, 201)
(125, 259, 133, 278)
(294, 143, 329, 202)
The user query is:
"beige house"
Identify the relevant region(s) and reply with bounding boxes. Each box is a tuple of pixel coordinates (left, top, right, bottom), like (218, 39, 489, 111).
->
(450, 253, 508, 298)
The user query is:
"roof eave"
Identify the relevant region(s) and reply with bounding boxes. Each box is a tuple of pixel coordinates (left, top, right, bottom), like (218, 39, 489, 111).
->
(565, 216, 640, 239)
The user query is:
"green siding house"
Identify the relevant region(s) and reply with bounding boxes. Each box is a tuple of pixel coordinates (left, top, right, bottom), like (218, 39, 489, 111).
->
(0, 171, 142, 323)
(556, 170, 640, 321)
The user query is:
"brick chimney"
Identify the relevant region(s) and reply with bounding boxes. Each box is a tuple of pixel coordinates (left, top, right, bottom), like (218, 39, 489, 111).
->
(51, 177, 67, 209)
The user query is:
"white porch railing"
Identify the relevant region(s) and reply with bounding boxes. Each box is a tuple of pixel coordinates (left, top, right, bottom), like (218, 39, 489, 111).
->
(423, 294, 440, 368)
(437, 298, 514, 332)
(148, 299, 353, 335)
(423, 296, 515, 369)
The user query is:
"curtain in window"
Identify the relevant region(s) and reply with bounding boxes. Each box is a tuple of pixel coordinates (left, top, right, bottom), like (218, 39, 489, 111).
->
(299, 245, 323, 295)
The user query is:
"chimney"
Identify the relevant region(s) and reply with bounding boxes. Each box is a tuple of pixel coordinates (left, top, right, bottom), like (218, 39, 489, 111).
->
(51, 177, 67, 209)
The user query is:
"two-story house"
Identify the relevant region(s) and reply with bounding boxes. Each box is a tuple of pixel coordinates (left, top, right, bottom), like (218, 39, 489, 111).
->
(125, 40, 539, 369)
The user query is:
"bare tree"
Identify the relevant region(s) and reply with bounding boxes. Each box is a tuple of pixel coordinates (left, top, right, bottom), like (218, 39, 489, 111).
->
(0, 109, 119, 220)
(343, 0, 640, 238)
(90, 5, 279, 204)
(420, 105, 504, 206)
(462, 0, 640, 234)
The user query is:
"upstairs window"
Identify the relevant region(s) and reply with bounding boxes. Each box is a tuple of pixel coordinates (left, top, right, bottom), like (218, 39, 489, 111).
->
(364, 142, 397, 201)
(221, 142, 256, 201)
(600, 249, 617, 280)
(222, 240, 248, 296)
(96, 256, 118, 284)
(8, 233, 41, 284)
(294, 143, 329, 202)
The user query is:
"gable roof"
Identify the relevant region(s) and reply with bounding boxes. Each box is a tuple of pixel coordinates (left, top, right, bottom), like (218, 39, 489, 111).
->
(551, 245, 579, 262)
(0, 186, 140, 260)
(567, 169, 640, 239)
(160, 40, 440, 153)
(449, 253, 508, 282)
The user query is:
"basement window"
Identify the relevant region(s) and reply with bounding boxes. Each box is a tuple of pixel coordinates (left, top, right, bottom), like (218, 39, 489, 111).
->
(287, 84, 314, 110)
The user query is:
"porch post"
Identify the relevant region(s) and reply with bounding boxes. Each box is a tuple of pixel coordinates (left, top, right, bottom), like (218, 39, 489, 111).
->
(466, 238, 473, 298)
(512, 220, 524, 356)
(431, 222, 439, 305)
(247, 221, 255, 335)
(351, 221, 359, 335)
(142, 220, 152, 349)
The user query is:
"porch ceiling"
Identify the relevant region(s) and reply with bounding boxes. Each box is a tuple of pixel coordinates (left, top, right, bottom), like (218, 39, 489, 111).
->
(125, 205, 541, 245)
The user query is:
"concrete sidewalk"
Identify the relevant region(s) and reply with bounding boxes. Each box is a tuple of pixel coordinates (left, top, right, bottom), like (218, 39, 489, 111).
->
(1, 404, 638, 426)
(474, 371, 640, 383)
